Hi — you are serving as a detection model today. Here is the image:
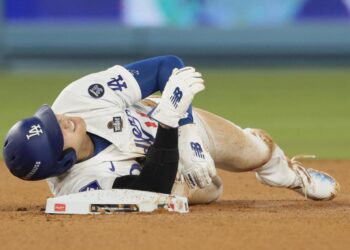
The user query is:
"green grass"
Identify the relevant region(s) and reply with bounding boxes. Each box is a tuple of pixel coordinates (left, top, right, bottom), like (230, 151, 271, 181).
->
(1, 68, 350, 159)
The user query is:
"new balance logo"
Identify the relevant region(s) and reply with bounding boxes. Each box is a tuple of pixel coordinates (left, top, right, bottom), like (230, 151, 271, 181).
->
(107, 75, 127, 91)
(26, 124, 43, 140)
(190, 142, 205, 159)
(170, 87, 183, 108)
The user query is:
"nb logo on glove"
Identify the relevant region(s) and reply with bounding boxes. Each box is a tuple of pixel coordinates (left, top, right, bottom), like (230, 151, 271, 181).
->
(190, 142, 205, 159)
(170, 87, 183, 108)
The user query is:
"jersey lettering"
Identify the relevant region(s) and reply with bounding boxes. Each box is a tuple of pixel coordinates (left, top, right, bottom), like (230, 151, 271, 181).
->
(107, 75, 127, 91)
(125, 109, 155, 154)
(26, 124, 43, 140)
(145, 121, 157, 128)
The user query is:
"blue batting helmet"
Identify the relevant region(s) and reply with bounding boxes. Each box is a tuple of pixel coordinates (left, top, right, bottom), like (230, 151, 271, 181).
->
(3, 105, 77, 180)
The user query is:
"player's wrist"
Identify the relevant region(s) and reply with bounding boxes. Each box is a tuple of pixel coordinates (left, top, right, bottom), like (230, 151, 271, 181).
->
(153, 126, 178, 149)
(148, 104, 187, 128)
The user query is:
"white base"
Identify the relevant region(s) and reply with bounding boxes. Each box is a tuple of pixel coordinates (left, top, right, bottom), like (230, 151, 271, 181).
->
(45, 189, 189, 214)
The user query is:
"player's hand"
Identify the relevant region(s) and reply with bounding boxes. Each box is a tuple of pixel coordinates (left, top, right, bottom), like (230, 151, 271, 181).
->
(148, 67, 204, 128)
(178, 124, 217, 189)
(182, 163, 216, 189)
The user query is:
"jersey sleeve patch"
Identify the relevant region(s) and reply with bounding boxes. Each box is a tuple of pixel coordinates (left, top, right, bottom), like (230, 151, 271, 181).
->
(88, 84, 105, 98)
(79, 180, 102, 192)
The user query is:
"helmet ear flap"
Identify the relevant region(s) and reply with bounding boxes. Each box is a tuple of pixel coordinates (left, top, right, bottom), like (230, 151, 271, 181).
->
(55, 148, 77, 175)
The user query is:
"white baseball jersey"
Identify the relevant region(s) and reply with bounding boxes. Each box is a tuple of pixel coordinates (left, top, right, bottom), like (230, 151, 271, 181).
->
(47, 65, 214, 197)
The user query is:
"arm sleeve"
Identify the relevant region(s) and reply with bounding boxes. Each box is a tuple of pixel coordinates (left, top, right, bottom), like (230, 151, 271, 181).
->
(113, 126, 179, 194)
(53, 56, 195, 115)
(124, 55, 194, 125)
(124, 55, 184, 98)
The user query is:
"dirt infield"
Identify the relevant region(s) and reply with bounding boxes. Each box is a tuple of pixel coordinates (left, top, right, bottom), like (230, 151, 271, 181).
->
(0, 160, 349, 250)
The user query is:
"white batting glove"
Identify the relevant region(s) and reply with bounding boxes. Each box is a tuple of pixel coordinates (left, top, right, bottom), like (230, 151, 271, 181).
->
(178, 125, 217, 189)
(148, 67, 204, 128)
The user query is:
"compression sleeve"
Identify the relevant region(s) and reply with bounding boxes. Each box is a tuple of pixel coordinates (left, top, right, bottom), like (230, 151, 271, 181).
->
(124, 55, 193, 125)
(125, 55, 184, 98)
(112, 126, 179, 194)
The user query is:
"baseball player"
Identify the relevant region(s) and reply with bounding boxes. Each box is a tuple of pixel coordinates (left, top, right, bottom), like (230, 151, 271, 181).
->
(3, 56, 340, 203)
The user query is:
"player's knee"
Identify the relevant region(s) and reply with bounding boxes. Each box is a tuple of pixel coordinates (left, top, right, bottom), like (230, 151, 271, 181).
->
(248, 128, 275, 153)
(188, 175, 223, 205)
(235, 128, 276, 171)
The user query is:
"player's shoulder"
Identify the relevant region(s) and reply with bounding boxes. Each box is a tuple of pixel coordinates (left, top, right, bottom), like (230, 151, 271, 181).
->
(52, 64, 141, 112)
(61, 65, 127, 91)
(51, 66, 127, 113)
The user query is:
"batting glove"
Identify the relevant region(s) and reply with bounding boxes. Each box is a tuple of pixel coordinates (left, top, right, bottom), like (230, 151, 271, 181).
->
(178, 125, 217, 189)
(148, 67, 204, 128)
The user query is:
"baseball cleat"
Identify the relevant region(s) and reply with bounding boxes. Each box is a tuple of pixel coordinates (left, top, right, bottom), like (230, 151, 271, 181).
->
(290, 156, 340, 201)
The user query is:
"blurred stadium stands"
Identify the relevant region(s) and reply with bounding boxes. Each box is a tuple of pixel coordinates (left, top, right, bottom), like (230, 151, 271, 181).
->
(1, 0, 350, 70)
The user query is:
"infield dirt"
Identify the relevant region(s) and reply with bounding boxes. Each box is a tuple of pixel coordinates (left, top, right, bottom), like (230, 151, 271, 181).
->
(0, 160, 349, 250)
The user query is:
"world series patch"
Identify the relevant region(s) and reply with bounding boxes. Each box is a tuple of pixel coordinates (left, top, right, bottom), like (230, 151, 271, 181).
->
(107, 116, 123, 132)
(88, 84, 105, 98)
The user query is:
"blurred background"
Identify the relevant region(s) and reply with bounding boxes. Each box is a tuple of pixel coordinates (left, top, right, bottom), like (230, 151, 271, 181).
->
(0, 0, 349, 158)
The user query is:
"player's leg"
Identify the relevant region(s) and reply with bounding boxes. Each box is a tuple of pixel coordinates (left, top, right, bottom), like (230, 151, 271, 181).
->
(194, 108, 276, 172)
(194, 108, 340, 200)
(172, 107, 274, 204)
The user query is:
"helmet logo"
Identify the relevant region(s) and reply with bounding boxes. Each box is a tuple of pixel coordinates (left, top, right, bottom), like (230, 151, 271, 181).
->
(26, 124, 43, 140)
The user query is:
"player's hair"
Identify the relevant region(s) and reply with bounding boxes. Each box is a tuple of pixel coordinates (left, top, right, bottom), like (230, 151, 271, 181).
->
(3, 105, 77, 180)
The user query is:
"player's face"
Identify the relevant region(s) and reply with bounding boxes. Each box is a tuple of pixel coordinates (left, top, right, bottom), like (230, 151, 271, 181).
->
(55, 114, 87, 152)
